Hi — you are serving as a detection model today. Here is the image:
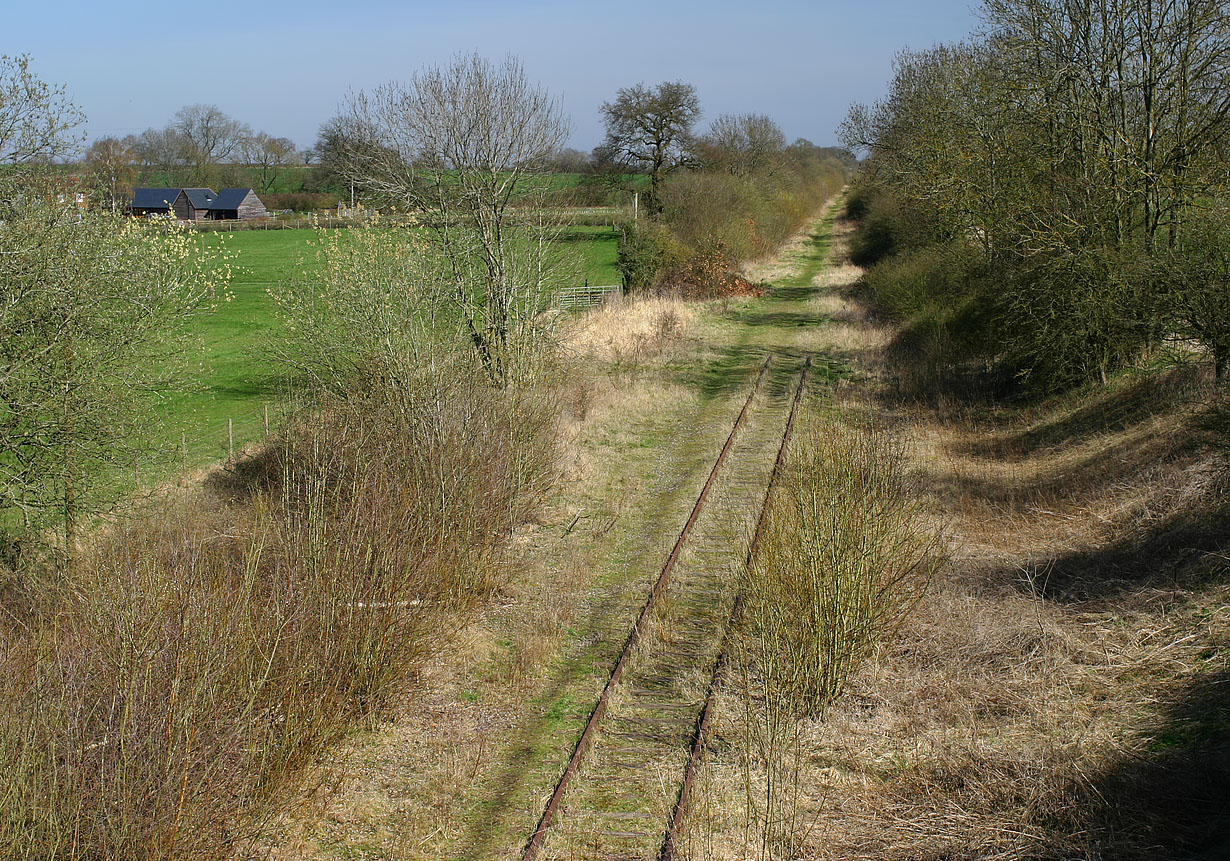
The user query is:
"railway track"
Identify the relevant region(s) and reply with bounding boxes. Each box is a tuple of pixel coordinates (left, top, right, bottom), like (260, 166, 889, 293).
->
(523, 355, 811, 861)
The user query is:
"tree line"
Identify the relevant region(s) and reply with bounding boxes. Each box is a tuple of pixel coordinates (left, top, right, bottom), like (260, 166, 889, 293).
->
(86, 104, 303, 208)
(586, 81, 853, 292)
(841, 0, 1230, 392)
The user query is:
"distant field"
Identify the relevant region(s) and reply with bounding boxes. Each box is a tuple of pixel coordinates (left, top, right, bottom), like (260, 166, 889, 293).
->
(162, 225, 621, 464)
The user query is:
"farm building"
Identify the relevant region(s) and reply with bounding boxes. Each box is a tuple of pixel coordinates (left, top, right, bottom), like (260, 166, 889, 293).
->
(129, 188, 269, 221)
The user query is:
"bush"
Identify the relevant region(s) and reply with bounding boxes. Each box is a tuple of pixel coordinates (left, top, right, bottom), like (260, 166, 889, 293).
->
(1156, 208, 1230, 381)
(741, 416, 940, 718)
(0, 202, 561, 858)
(0, 365, 556, 859)
(660, 172, 765, 262)
(861, 241, 980, 321)
(991, 249, 1159, 391)
(615, 220, 690, 291)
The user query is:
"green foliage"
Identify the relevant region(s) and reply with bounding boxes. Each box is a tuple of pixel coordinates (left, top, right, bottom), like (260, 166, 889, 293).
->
(0, 207, 560, 860)
(992, 250, 1160, 390)
(1157, 209, 1230, 380)
(847, 199, 900, 266)
(862, 242, 978, 323)
(137, 225, 616, 469)
(0, 170, 225, 550)
(336, 55, 572, 386)
(621, 141, 849, 293)
(615, 220, 689, 291)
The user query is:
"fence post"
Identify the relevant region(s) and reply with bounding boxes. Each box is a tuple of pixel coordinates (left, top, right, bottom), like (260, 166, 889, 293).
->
(264, 405, 269, 438)
(228, 418, 234, 463)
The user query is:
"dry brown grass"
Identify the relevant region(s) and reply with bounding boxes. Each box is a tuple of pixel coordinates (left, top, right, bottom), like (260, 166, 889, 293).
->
(252, 319, 718, 859)
(681, 212, 1230, 861)
(561, 295, 695, 366)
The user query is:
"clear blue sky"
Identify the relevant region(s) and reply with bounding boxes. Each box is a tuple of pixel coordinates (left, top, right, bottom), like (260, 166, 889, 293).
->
(7, 0, 981, 153)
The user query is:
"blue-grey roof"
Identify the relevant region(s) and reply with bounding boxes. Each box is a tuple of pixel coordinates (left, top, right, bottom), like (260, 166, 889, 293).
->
(182, 188, 218, 209)
(131, 188, 180, 209)
(212, 188, 255, 210)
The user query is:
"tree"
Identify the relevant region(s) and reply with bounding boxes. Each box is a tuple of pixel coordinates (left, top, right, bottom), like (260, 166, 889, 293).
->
(0, 171, 224, 563)
(548, 147, 591, 173)
(696, 113, 785, 177)
(332, 53, 571, 386)
(126, 105, 252, 187)
(840, 0, 1230, 389)
(0, 54, 83, 163)
(241, 132, 298, 193)
(83, 136, 136, 212)
(173, 104, 250, 165)
(125, 126, 194, 186)
(599, 81, 700, 214)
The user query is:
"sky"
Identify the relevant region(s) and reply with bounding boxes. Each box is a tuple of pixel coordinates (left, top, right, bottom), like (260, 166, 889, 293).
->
(6, 0, 982, 154)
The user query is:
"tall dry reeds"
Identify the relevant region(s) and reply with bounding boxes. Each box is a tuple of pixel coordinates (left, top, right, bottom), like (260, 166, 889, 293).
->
(0, 367, 556, 859)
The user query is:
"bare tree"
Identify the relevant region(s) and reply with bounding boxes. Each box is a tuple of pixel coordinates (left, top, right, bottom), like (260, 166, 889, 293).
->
(698, 113, 786, 177)
(241, 132, 297, 193)
(335, 53, 571, 386)
(0, 54, 83, 163)
(173, 104, 250, 165)
(125, 126, 194, 186)
(599, 81, 700, 214)
(548, 147, 591, 173)
(83, 137, 136, 212)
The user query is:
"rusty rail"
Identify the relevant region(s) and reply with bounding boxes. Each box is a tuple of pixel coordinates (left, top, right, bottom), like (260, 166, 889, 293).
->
(522, 356, 772, 861)
(660, 355, 812, 861)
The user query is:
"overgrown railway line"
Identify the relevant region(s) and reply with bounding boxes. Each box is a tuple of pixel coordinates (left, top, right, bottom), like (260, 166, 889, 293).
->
(523, 355, 812, 861)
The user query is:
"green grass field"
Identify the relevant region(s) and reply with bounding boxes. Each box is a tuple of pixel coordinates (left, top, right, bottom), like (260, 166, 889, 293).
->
(163, 226, 621, 465)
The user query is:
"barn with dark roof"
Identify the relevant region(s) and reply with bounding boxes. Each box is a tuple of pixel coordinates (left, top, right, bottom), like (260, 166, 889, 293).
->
(129, 187, 269, 221)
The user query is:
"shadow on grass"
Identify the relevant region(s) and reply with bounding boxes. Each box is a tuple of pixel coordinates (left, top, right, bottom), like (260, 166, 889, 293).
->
(669, 345, 847, 402)
(959, 366, 1214, 461)
(1013, 498, 1230, 606)
(924, 420, 1208, 516)
(728, 308, 835, 329)
(1059, 669, 1230, 859)
(201, 445, 283, 502)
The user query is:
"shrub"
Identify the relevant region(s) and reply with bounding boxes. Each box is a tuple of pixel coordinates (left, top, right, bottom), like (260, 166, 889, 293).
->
(1156, 208, 1230, 381)
(741, 417, 941, 718)
(615, 219, 690, 291)
(861, 241, 980, 321)
(0, 364, 556, 859)
(660, 171, 765, 262)
(992, 249, 1159, 391)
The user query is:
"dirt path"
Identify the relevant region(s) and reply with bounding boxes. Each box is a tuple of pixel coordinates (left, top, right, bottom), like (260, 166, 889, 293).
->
(262, 199, 848, 861)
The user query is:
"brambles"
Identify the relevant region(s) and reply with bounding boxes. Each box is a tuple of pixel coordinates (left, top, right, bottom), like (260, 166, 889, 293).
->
(0, 362, 557, 859)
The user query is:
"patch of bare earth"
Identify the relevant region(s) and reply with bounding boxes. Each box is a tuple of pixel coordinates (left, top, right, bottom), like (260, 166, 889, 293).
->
(686, 215, 1230, 861)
